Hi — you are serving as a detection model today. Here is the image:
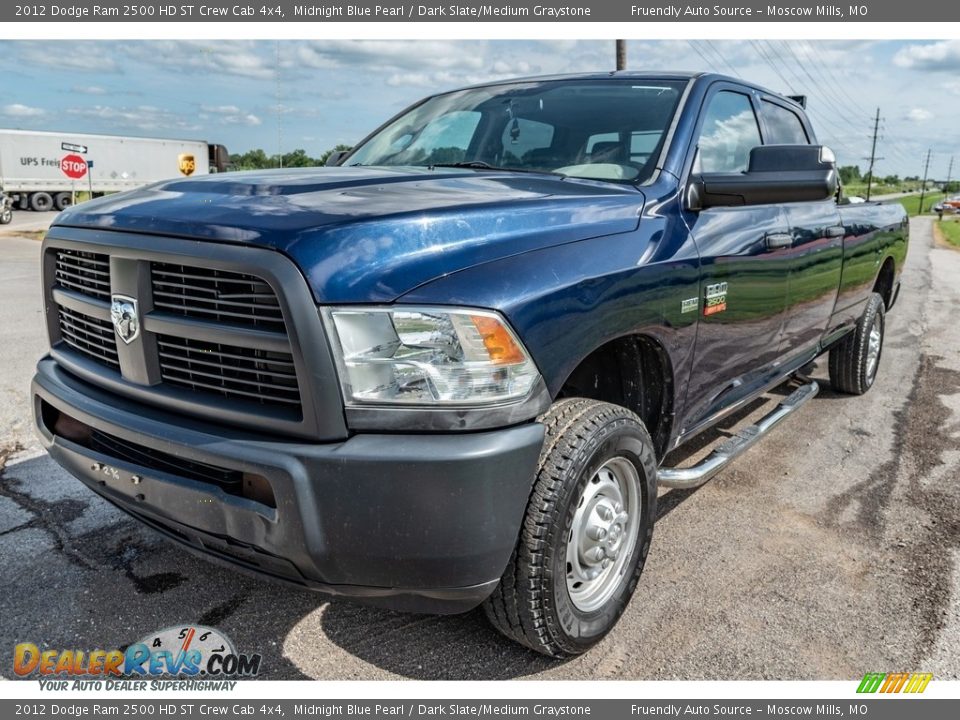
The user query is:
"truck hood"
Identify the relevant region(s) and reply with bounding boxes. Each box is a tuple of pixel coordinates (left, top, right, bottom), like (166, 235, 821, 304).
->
(53, 167, 644, 302)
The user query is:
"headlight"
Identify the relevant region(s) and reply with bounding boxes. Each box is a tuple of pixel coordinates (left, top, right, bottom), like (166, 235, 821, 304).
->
(323, 306, 541, 407)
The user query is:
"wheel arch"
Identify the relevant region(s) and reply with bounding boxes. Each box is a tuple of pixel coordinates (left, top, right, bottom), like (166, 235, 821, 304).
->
(873, 255, 896, 309)
(555, 333, 675, 459)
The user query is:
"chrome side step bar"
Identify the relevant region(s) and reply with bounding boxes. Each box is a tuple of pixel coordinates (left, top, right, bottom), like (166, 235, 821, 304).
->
(657, 380, 819, 490)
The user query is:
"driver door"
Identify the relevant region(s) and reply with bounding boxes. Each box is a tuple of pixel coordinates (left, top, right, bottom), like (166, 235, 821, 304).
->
(680, 86, 793, 430)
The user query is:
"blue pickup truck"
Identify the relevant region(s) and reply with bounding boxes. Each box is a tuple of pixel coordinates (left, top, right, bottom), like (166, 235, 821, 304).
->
(33, 72, 908, 657)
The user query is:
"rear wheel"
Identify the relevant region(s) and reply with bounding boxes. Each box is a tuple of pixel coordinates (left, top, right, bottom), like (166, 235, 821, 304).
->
(483, 398, 658, 657)
(29, 192, 54, 212)
(53, 192, 73, 211)
(829, 292, 886, 395)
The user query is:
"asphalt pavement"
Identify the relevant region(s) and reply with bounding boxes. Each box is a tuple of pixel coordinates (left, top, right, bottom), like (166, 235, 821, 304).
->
(1, 217, 958, 680)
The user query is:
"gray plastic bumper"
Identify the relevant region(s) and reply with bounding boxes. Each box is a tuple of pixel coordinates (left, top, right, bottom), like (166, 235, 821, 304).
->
(33, 357, 544, 614)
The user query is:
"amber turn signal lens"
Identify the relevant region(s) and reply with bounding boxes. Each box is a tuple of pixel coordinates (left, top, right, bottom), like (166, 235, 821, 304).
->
(470, 315, 525, 364)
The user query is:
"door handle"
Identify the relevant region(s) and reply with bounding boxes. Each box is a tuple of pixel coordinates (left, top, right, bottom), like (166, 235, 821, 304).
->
(825, 225, 846, 238)
(765, 233, 793, 250)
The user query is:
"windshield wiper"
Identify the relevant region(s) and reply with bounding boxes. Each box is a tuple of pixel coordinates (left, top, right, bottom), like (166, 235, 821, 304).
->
(430, 161, 563, 177)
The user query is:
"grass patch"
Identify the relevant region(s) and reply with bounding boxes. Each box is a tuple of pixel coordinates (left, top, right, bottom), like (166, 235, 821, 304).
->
(844, 183, 919, 198)
(895, 193, 946, 217)
(938, 220, 960, 248)
(0, 229, 45, 242)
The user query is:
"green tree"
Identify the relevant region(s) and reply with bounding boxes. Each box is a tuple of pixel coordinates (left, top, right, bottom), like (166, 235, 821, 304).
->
(280, 149, 315, 167)
(839, 165, 861, 185)
(229, 146, 353, 171)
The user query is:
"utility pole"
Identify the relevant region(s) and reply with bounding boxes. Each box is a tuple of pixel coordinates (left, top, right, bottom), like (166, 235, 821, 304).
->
(918, 149, 932, 215)
(946, 156, 954, 193)
(865, 107, 881, 201)
(616, 40, 627, 70)
(276, 40, 283, 169)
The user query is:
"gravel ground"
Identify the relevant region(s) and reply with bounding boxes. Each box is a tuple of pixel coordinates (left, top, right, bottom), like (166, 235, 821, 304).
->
(0, 217, 958, 680)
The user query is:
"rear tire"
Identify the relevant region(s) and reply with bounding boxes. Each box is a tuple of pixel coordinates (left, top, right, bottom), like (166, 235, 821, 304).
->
(53, 192, 73, 211)
(29, 192, 54, 212)
(829, 292, 886, 395)
(483, 398, 658, 657)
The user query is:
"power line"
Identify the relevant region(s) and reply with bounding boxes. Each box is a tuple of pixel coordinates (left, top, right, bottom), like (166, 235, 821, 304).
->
(703, 40, 743, 79)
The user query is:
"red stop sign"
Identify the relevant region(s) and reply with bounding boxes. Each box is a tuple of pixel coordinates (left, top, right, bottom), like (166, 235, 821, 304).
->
(60, 154, 87, 179)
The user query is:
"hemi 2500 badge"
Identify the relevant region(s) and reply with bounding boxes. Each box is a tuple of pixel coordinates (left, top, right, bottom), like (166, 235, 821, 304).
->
(704, 282, 728, 316)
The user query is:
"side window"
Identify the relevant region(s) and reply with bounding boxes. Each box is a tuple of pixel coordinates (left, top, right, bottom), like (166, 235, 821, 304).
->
(697, 91, 762, 173)
(762, 101, 809, 145)
(502, 118, 555, 165)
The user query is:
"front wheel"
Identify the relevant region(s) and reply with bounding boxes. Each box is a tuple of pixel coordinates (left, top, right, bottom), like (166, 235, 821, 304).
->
(483, 398, 658, 657)
(0, 208, 11, 225)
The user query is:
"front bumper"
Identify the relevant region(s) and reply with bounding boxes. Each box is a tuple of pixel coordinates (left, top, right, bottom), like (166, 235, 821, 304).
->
(33, 357, 544, 613)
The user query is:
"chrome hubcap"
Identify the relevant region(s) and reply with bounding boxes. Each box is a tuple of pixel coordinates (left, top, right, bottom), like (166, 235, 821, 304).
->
(865, 315, 882, 380)
(566, 457, 642, 613)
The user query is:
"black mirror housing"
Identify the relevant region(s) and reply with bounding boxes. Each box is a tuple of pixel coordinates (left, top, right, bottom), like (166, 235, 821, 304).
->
(692, 144, 838, 210)
(325, 150, 349, 167)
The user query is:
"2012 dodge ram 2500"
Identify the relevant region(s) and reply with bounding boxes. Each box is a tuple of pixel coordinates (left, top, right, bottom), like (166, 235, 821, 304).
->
(33, 72, 908, 657)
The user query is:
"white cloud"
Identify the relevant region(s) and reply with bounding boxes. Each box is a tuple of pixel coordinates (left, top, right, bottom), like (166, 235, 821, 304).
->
(291, 40, 486, 74)
(66, 104, 201, 132)
(72, 85, 109, 95)
(2, 103, 45, 117)
(906, 108, 933, 122)
(893, 40, 960, 71)
(16, 42, 120, 72)
(121, 40, 274, 80)
(200, 104, 262, 126)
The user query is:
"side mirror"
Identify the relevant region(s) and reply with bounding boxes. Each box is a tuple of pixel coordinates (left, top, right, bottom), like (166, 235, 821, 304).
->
(689, 145, 838, 210)
(325, 150, 350, 167)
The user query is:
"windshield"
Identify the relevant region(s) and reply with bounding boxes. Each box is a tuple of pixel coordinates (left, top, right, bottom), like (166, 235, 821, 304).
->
(346, 78, 687, 184)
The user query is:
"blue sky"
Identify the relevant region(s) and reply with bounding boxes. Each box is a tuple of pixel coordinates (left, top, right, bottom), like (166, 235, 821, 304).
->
(0, 39, 957, 178)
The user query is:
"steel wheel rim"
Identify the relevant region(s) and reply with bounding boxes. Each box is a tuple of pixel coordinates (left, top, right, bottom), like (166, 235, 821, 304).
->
(866, 315, 882, 380)
(566, 456, 642, 613)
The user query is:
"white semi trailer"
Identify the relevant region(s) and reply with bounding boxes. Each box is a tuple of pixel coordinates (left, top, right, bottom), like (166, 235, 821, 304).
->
(0, 129, 229, 211)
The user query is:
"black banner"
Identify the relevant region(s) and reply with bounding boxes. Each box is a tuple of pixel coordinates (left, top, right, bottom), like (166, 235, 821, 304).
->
(3, 699, 960, 719)
(2, 1, 954, 23)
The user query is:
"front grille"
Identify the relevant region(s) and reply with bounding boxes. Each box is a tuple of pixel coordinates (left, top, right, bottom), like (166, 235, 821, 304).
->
(89, 428, 242, 491)
(157, 335, 301, 408)
(151, 263, 285, 332)
(44, 235, 325, 437)
(55, 249, 111, 300)
(58, 306, 120, 369)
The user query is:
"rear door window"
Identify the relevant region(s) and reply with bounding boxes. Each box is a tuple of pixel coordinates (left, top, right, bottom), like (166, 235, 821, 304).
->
(762, 101, 810, 144)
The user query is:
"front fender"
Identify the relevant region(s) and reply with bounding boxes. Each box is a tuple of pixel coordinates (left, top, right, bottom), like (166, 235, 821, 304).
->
(399, 204, 702, 417)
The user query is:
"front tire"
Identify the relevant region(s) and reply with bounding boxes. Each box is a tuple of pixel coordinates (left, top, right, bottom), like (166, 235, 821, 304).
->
(829, 292, 886, 395)
(483, 398, 658, 657)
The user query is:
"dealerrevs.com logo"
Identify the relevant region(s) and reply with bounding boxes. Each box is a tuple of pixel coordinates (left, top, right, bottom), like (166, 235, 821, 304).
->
(14, 625, 261, 691)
